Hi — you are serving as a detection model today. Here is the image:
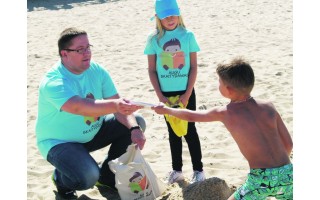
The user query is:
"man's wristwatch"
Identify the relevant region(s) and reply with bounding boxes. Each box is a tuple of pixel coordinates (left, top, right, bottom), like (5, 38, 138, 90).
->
(129, 126, 141, 132)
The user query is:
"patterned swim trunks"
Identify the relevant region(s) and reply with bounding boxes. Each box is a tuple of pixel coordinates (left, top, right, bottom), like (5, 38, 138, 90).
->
(234, 163, 293, 200)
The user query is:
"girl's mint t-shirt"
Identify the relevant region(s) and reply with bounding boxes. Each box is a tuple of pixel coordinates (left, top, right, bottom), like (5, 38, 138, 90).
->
(35, 61, 118, 159)
(144, 26, 200, 92)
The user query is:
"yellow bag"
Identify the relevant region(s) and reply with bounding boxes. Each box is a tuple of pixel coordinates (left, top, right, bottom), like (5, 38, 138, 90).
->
(164, 95, 188, 137)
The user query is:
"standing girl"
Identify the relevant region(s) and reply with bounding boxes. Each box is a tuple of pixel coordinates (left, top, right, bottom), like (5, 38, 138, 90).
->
(144, 0, 205, 184)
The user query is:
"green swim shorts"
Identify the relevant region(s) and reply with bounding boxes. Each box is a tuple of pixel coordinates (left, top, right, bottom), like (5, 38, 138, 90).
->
(234, 163, 293, 200)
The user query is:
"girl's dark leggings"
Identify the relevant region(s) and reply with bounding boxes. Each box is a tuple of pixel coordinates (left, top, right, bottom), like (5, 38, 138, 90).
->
(162, 89, 203, 172)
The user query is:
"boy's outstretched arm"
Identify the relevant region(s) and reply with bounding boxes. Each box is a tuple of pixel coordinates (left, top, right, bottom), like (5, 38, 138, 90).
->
(152, 103, 223, 122)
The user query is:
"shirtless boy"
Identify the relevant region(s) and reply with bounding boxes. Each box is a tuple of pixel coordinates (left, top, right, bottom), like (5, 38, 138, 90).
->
(152, 57, 293, 200)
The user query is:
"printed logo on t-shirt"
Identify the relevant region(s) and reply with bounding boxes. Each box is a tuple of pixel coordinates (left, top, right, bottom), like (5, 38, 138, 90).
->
(160, 38, 185, 70)
(84, 93, 100, 125)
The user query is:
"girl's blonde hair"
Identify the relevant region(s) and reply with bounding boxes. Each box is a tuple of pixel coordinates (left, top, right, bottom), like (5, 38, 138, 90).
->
(153, 15, 186, 44)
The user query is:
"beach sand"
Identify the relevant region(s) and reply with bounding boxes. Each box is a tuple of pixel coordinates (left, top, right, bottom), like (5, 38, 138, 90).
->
(27, 0, 292, 199)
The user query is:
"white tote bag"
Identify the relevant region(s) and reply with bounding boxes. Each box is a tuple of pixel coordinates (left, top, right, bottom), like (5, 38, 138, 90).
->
(108, 144, 167, 200)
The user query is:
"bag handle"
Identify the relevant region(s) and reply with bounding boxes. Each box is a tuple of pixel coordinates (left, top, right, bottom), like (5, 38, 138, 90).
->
(125, 144, 138, 164)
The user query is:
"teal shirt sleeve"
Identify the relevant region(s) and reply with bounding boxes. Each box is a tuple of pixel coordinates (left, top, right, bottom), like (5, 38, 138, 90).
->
(144, 34, 157, 55)
(188, 31, 200, 52)
(41, 76, 76, 111)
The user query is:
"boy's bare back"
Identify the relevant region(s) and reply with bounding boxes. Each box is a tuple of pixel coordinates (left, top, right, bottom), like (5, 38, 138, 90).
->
(152, 57, 293, 199)
(219, 97, 292, 169)
(153, 57, 292, 169)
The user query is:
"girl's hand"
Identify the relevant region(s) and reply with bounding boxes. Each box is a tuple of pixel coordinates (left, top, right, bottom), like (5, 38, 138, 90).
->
(179, 93, 189, 107)
(159, 95, 170, 105)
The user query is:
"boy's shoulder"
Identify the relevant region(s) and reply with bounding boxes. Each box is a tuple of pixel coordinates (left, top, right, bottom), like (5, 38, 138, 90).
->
(248, 98, 278, 116)
(254, 98, 275, 108)
(227, 98, 275, 111)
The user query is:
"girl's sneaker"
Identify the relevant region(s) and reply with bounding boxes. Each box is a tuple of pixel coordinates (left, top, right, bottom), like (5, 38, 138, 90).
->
(190, 170, 205, 184)
(166, 170, 184, 184)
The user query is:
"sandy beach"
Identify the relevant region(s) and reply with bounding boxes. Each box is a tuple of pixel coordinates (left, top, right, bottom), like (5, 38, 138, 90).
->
(27, 0, 293, 199)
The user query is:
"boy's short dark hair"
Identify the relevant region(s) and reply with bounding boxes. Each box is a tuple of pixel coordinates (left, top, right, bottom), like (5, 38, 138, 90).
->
(216, 57, 255, 93)
(58, 27, 87, 57)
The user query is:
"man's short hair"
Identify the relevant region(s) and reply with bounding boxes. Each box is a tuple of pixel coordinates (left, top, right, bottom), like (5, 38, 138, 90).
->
(58, 27, 87, 57)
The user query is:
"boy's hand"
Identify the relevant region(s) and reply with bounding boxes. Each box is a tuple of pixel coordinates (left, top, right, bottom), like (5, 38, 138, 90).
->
(151, 102, 169, 114)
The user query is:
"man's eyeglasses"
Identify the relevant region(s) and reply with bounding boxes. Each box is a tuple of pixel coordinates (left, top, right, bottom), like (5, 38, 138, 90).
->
(64, 45, 93, 54)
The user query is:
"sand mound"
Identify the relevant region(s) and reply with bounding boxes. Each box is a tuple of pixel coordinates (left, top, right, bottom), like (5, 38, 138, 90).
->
(156, 177, 234, 200)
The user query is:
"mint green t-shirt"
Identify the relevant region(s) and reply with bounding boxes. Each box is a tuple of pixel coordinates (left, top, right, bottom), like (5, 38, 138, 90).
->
(144, 26, 200, 92)
(35, 61, 118, 159)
